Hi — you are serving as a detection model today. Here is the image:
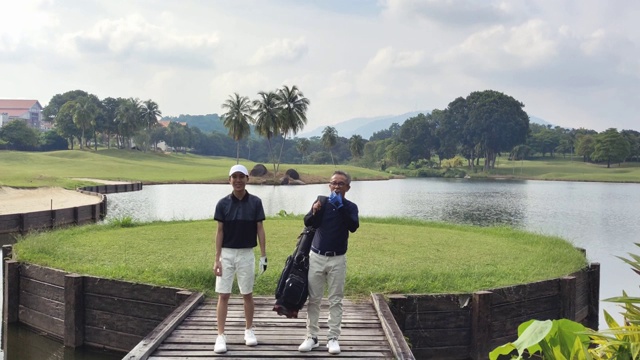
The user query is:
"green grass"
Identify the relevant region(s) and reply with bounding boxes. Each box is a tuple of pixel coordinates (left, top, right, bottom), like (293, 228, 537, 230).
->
(490, 156, 640, 183)
(0, 149, 394, 188)
(13, 216, 588, 298)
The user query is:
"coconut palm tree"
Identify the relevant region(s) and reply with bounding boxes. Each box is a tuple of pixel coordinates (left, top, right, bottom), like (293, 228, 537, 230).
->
(252, 90, 281, 173)
(349, 134, 365, 159)
(140, 100, 162, 152)
(276, 85, 310, 174)
(72, 96, 98, 149)
(116, 98, 143, 149)
(296, 138, 310, 164)
(322, 126, 338, 166)
(222, 93, 253, 163)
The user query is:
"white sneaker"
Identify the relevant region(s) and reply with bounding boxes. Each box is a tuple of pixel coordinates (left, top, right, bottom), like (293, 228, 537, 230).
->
(327, 337, 341, 354)
(214, 334, 227, 353)
(298, 336, 319, 352)
(244, 328, 258, 346)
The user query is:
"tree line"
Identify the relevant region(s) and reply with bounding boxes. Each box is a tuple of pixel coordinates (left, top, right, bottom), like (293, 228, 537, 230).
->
(1, 88, 638, 174)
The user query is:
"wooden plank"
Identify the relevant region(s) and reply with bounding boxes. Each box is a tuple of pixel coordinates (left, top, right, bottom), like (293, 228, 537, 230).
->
(84, 276, 184, 305)
(64, 273, 84, 347)
(21, 263, 66, 287)
(144, 296, 398, 359)
(403, 309, 470, 329)
(84, 293, 176, 321)
(19, 290, 64, 319)
(4, 260, 20, 323)
(20, 277, 64, 302)
(18, 305, 64, 339)
(371, 293, 415, 360)
(124, 292, 204, 360)
(85, 308, 160, 336)
(587, 263, 600, 330)
(490, 294, 560, 322)
(84, 326, 142, 353)
(471, 290, 491, 360)
(490, 279, 560, 305)
(560, 276, 576, 320)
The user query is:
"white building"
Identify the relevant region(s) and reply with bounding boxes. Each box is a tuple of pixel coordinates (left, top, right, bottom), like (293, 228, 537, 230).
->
(0, 99, 43, 129)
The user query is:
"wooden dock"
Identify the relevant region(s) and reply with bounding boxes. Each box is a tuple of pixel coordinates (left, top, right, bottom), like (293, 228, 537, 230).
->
(126, 294, 414, 359)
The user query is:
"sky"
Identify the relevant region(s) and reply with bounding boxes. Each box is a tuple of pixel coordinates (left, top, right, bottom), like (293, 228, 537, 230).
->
(1, 0, 639, 133)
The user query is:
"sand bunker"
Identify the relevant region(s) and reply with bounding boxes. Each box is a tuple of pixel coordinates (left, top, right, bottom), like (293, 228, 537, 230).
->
(0, 187, 103, 215)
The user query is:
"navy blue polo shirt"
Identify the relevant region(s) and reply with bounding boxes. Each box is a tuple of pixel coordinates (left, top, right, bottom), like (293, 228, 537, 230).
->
(214, 191, 265, 249)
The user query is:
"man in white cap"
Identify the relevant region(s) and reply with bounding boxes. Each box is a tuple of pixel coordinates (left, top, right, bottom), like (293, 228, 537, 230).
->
(213, 164, 267, 354)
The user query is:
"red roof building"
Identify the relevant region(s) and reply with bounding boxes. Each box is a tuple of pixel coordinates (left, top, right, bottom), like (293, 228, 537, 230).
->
(0, 99, 44, 129)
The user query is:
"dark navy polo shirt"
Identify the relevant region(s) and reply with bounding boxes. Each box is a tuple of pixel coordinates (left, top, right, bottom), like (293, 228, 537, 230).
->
(304, 197, 359, 255)
(214, 191, 266, 249)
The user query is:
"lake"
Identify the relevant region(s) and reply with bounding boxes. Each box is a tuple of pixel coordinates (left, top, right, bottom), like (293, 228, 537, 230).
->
(4, 177, 640, 359)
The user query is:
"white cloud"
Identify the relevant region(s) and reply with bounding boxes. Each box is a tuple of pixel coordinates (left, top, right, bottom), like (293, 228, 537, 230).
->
(250, 37, 308, 66)
(1, 0, 639, 133)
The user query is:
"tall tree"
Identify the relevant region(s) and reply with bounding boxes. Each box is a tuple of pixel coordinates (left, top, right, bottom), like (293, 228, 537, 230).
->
(116, 98, 143, 149)
(55, 101, 81, 149)
(252, 91, 281, 173)
(296, 138, 310, 163)
(140, 100, 162, 152)
(72, 96, 99, 150)
(100, 97, 120, 149)
(276, 85, 310, 174)
(349, 134, 365, 159)
(575, 134, 595, 162)
(464, 90, 530, 171)
(321, 126, 338, 166)
(221, 93, 253, 163)
(592, 128, 630, 168)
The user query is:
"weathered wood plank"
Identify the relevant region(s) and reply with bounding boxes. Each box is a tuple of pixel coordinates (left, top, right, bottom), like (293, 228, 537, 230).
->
(20, 277, 64, 302)
(145, 296, 403, 359)
(84, 293, 175, 321)
(21, 263, 67, 287)
(84, 276, 184, 305)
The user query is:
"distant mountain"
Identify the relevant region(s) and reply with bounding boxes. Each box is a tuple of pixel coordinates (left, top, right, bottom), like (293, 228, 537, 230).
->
(162, 114, 225, 133)
(299, 110, 430, 139)
(529, 115, 554, 127)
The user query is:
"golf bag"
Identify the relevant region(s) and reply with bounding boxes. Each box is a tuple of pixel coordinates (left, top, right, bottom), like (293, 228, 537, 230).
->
(273, 226, 317, 318)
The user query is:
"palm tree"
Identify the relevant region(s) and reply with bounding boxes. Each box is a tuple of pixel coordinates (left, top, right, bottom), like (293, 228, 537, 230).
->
(296, 138, 310, 163)
(276, 85, 310, 174)
(116, 98, 143, 149)
(221, 93, 253, 163)
(349, 134, 365, 159)
(322, 126, 338, 166)
(252, 91, 281, 173)
(72, 96, 98, 150)
(141, 100, 162, 152)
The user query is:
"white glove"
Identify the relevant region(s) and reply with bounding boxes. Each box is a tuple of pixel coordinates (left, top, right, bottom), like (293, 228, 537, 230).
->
(259, 256, 267, 275)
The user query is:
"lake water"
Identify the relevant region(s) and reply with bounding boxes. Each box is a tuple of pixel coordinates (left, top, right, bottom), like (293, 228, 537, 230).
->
(4, 178, 640, 358)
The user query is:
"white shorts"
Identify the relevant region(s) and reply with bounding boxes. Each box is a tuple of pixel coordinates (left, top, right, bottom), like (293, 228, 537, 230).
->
(215, 248, 255, 295)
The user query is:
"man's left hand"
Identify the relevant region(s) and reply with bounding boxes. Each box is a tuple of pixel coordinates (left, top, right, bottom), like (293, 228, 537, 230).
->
(259, 256, 268, 274)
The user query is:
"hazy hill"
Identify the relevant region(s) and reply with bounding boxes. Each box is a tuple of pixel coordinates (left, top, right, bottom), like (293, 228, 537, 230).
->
(162, 114, 225, 133)
(299, 110, 430, 139)
(164, 111, 553, 139)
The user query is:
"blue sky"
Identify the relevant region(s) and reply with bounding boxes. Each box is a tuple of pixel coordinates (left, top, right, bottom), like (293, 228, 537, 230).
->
(1, 0, 638, 133)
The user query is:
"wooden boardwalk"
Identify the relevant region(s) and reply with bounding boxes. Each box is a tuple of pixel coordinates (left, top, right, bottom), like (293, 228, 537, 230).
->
(127, 294, 414, 359)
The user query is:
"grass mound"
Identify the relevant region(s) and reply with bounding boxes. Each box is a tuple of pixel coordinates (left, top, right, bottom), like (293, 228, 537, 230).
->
(14, 216, 587, 298)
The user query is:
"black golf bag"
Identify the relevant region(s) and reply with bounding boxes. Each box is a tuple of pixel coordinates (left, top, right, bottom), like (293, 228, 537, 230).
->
(273, 226, 316, 318)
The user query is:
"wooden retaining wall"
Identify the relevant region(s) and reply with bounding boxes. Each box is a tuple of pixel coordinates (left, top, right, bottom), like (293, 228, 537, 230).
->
(388, 263, 600, 360)
(2, 249, 196, 353)
(0, 182, 142, 242)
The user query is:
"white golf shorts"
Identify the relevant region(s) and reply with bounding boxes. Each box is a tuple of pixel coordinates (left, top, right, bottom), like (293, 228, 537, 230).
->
(215, 247, 255, 294)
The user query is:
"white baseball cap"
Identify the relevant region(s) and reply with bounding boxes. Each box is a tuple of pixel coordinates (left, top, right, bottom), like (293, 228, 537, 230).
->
(229, 164, 249, 176)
